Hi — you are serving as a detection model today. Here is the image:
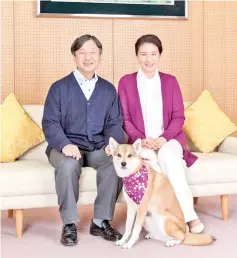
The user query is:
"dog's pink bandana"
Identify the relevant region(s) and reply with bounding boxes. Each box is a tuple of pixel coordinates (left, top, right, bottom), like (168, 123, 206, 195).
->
(123, 165, 148, 205)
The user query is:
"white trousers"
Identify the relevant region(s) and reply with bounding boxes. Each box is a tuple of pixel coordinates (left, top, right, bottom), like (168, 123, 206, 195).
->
(141, 139, 198, 223)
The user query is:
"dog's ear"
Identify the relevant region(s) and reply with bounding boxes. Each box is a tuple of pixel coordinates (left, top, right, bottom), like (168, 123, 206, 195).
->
(109, 137, 119, 154)
(132, 138, 142, 154)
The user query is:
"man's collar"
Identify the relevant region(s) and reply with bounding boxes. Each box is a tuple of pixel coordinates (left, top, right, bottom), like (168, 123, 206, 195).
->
(74, 69, 98, 83)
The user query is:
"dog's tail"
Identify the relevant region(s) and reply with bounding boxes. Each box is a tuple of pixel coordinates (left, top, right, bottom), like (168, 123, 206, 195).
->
(182, 232, 216, 246)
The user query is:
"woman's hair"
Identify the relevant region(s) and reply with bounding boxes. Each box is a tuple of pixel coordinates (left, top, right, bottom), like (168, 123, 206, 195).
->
(135, 34, 163, 55)
(71, 34, 103, 56)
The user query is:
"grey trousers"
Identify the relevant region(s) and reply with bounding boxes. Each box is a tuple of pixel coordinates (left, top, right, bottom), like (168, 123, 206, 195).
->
(49, 148, 122, 225)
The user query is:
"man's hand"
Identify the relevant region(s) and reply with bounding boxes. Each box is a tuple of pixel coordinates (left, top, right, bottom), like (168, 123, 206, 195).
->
(62, 144, 81, 160)
(105, 145, 111, 156)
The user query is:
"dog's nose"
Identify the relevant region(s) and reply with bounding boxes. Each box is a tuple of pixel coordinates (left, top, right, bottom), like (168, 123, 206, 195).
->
(121, 162, 127, 167)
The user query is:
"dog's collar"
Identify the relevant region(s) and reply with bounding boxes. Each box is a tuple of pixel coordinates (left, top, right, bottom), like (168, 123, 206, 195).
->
(123, 164, 148, 205)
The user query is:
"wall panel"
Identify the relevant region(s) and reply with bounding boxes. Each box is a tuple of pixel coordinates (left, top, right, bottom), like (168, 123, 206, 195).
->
(113, 1, 204, 102)
(14, 1, 113, 104)
(204, 1, 237, 136)
(1, 0, 14, 102)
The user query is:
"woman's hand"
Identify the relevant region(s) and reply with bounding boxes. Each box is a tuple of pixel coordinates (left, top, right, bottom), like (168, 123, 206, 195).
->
(154, 137, 167, 149)
(142, 138, 160, 150)
(142, 137, 167, 150)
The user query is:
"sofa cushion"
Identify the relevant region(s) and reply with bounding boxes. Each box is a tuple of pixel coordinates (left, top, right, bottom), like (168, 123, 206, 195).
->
(186, 152, 237, 185)
(22, 105, 44, 129)
(0, 160, 97, 197)
(20, 141, 48, 162)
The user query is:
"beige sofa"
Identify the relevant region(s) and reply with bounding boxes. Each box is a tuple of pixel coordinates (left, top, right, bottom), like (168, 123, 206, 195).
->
(1, 104, 237, 239)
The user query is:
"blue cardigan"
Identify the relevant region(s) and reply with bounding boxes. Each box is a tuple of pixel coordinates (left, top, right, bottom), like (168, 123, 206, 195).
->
(42, 72, 124, 156)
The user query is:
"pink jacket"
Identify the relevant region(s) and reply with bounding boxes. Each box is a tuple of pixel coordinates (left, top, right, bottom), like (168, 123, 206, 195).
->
(118, 72, 198, 167)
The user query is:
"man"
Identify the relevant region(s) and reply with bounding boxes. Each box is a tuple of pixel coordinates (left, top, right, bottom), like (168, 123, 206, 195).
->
(42, 34, 124, 246)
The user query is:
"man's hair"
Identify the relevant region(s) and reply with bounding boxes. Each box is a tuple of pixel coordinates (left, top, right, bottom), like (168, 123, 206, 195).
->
(135, 34, 163, 55)
(71, 34, 103, 55)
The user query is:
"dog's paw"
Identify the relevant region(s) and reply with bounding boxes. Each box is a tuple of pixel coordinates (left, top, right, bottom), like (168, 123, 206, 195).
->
(115, 238, 127, 246)
(122, 241, 134, 249)
(145, 234, 152, 239)
(165, 240, 181, 247)
(121, 237, 138, 249)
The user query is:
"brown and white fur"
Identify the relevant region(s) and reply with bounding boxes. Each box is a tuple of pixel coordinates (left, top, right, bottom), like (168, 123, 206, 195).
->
(109, 137, 216, 249)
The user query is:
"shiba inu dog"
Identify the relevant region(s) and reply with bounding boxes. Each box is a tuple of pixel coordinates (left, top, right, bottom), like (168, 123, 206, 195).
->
(109, 137, 216, 249)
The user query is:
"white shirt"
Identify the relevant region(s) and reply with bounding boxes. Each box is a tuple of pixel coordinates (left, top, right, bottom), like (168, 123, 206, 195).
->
(73, 69, 98, 101)
(137, 69, 164, 138)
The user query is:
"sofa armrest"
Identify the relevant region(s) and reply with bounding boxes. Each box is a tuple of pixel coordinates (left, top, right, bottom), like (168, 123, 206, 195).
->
(218, 136, 237, 155)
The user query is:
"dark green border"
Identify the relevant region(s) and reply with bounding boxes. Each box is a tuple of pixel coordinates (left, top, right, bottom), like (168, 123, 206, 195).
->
(38, 1, 187, 17)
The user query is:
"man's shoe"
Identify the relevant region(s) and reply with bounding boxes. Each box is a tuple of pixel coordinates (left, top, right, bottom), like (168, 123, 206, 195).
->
(90, 220, 122, 242)
(60, 223, 78, 246)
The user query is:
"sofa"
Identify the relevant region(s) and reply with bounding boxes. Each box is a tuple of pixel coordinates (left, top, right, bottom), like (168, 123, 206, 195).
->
(1, 103, 237, 239)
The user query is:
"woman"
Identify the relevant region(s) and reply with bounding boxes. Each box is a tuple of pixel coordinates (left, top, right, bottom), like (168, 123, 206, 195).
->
(118, 34, 204, 233)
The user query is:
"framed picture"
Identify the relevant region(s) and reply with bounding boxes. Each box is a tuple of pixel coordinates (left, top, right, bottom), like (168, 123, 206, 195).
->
(37, 0, 188, 19)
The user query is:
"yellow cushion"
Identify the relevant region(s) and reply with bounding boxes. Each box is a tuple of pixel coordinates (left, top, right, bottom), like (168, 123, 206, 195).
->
(0, 93, 45, 162)
(183, 90, 237, 153)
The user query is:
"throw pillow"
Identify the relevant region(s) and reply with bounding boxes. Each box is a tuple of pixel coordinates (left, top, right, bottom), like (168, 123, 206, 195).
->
(183, 90, 237, 153)
(0, 93, 45, 162)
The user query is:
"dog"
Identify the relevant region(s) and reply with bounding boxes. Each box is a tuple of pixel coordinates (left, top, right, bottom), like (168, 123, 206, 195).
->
(109, 137, 216, 249)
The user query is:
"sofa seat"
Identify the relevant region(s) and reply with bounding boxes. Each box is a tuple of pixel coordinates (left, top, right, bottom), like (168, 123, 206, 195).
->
(187, 152, 237, 185)
(0, 160, 97, 197)
(1, 151, 237, 198)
